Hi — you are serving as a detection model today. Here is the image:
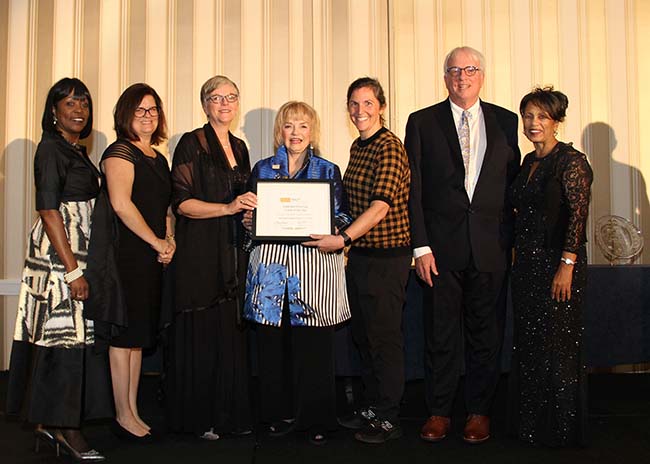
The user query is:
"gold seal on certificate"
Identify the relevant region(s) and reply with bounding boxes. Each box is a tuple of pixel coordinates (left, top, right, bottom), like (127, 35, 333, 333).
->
(252, 179, 335, 242)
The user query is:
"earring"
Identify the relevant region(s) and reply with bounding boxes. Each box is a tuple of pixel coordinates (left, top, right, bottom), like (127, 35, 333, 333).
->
(53, 116, 57, 125)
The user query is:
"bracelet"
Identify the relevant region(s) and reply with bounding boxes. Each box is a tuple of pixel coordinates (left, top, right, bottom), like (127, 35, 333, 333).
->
(166, 234, 175, 241)
(64, 267, 83, 284)
(340, 230, 352, 247)
(560, 257, 576, 266)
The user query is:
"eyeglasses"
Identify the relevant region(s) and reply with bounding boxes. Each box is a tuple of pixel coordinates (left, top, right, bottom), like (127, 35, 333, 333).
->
(134, 106, 159, 118)
(445, 66, 481, 77)
(205, 93, 239, 104)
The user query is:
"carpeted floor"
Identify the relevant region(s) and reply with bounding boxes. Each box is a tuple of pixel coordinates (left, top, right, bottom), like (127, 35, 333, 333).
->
(1, 371, 649, 464)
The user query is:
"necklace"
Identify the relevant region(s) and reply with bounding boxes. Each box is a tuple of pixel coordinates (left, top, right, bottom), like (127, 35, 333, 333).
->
(62, 137, 82, 151)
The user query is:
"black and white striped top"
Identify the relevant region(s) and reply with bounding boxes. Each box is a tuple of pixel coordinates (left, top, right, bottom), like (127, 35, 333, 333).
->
(244, 241, 350, 327)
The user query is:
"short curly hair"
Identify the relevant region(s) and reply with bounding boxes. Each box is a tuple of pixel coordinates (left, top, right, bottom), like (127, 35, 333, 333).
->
(519, 86, 569, 122)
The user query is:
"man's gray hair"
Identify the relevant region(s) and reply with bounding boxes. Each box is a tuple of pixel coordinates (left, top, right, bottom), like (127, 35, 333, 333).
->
(443, 47, 486, 74)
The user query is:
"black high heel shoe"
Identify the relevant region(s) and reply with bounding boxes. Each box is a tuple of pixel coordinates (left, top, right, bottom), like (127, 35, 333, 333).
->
(110, 420, 153, 443)
(54, 429, 105, 462)
(34, 425, 58, 453)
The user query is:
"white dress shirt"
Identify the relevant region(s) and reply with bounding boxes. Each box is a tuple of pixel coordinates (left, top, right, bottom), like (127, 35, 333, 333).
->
(413, 99, 488, 259)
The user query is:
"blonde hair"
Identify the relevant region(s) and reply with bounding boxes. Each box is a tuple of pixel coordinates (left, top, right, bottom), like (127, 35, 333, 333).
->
(273, 101, 321, 153)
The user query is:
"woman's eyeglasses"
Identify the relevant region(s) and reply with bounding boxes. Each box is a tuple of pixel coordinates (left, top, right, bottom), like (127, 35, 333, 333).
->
(134, 106, 159, 118)
(205, 94, 239, 104)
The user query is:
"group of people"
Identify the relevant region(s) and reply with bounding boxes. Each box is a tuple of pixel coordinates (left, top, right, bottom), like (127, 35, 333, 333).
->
(6, 45, 593, 461)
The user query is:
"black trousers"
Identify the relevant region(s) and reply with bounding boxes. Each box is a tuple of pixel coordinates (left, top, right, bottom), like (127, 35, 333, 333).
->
(256, 300, 337, 431)
(422, 257, 507, 417)
(346, 250, 411, 422)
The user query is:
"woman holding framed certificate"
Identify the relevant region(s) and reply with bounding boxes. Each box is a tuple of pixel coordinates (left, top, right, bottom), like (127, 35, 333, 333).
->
(304, 78, 412, 444)
(165, 75, 255, 439)
(243, 101, 352, 445)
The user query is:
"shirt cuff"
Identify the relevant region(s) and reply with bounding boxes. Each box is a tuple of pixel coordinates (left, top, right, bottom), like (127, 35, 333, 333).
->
(413, 246, 432, 259)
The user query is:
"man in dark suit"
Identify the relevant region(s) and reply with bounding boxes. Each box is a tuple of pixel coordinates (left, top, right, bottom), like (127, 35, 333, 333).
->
(405, 46, 521, 444)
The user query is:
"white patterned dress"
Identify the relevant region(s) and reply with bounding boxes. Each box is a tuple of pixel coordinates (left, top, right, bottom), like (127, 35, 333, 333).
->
(6, 132, 113, 427)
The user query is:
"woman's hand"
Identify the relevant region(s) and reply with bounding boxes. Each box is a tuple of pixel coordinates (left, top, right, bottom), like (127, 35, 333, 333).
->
(151, 237, 170, 254)
(303, 234, 345, 253)
(551, 264, 574, 302)
(157, 236, 176, 265)
(68, 275, 90, 301)
(229, 192, 257, 215)
(242, 210, 253, 232)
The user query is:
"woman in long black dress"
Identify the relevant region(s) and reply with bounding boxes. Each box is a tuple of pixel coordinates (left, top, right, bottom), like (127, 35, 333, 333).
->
(102, 83, 174, 439)
(6, 78, 111, 460)
(165, 75, 255, 439)
(508, 87, 593, 447)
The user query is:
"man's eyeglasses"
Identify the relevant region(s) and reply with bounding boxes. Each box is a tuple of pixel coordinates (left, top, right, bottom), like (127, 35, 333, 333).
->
(134, 106, 159, 118)
(445, 66, 481, 77)
(205, 94, 239, 104)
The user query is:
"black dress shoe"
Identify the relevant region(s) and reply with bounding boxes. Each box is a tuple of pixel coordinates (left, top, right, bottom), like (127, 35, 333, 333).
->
(110, 421, 153, 443)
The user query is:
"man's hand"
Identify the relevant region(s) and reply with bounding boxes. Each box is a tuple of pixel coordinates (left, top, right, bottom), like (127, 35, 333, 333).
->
(415, 252, 439, 287)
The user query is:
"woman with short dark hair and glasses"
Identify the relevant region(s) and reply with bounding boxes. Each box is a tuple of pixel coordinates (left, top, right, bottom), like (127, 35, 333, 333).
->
(6, 77, 111, 461)
(165, 75, 255, 439)
(99, 83, 175, 440)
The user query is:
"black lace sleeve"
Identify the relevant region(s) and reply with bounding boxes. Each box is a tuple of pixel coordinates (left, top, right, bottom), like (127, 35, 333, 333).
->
(561, 149, 593, 253)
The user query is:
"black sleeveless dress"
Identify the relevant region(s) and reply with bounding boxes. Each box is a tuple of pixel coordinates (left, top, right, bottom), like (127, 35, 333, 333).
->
(101, 139, 171, 348)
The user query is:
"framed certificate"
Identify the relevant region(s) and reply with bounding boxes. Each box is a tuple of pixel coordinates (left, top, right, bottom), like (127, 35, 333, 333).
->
(252, 179, 335, 242)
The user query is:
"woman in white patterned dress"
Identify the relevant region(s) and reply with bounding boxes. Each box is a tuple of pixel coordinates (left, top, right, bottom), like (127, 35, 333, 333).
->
(6, 78, 112, 461)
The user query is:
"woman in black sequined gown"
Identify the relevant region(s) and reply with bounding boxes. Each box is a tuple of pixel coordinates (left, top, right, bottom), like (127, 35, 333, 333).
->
(508, 87, 593, 447)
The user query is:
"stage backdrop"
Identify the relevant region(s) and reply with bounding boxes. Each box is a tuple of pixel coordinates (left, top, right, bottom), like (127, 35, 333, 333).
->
(1, 0, 649, 369)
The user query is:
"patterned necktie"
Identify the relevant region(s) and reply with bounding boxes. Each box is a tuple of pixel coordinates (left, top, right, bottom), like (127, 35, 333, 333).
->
(459, 110, 471, 191)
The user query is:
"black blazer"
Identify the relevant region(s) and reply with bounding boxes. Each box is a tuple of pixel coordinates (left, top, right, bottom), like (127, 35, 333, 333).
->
(405, 99, 521, 272)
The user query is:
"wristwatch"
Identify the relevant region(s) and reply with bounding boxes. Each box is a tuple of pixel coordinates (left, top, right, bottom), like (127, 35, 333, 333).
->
(560, 257, 576, 266)
(340, 230, 352, 247)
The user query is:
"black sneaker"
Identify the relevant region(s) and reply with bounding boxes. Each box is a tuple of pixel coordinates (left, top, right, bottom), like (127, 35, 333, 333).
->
(355, 419, 403, 444)
(337, 408, 376, 430)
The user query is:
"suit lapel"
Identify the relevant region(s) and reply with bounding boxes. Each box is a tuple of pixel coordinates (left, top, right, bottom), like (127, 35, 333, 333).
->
(472, 101, 498, 203)
(436, 99, 464, 165)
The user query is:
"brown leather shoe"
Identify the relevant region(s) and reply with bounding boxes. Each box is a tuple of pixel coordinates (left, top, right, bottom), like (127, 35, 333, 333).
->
(420, 416, 450, 442)
(463, 414, 490, 444)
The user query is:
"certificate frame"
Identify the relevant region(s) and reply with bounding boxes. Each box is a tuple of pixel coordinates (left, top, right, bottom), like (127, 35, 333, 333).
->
(252, 179, 335, 242)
